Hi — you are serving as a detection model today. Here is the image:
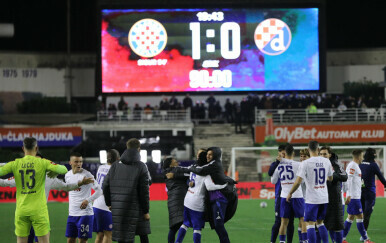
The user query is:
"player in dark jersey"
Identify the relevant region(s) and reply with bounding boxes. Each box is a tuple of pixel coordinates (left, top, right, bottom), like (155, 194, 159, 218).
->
(359, 147, 386, 241)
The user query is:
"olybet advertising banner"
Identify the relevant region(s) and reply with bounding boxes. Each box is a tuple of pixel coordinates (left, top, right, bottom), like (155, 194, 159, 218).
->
(255, 124, 386, 144)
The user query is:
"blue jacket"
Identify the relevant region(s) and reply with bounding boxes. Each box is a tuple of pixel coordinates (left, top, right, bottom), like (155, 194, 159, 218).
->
(359, 160, 386, 194)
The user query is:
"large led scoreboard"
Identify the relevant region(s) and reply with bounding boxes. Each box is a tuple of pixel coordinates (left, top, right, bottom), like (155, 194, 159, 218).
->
(100, 7, 323, 93)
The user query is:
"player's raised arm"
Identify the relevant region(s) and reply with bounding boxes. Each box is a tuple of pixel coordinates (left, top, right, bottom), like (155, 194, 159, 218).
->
(271, 166, 280, 184)
(0, 177, 16, 187)
(45, 159, 68, 175)
(48, 176, 93, 192)
(0, 161, 14, 176)
(203, 175, 227, 191)
(373, 161, 386, 187)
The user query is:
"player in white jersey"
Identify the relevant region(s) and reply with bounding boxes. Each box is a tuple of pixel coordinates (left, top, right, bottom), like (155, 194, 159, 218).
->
(175, 150, 227, 243)
(93, 149, 120, 243)
(342, 150, 373, 243)
(65, 152, 102, 243)
(287, 141, 333, 243)
(271, 145, 307, 243)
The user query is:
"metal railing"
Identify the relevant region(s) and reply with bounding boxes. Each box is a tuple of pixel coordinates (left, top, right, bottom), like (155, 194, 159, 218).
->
(255, 107, 385, 124)
(97, 109, 191, 123)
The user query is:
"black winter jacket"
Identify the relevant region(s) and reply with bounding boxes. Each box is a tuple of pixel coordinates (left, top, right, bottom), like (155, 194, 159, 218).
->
(164, 166, 189, 228)
(102, 148, 150, 242)
(325, 153, 348, 231)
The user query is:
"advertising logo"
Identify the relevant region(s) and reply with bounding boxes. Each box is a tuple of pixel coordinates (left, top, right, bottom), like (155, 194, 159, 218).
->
(128, 18, 167, 58)
(254, 18, 292, 56)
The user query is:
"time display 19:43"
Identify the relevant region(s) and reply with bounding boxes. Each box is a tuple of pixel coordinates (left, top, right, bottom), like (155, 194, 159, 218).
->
(189, 12, 240, 89)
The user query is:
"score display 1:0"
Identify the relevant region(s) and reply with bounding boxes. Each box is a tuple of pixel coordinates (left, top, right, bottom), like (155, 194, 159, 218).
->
(189, 22, 241, 60)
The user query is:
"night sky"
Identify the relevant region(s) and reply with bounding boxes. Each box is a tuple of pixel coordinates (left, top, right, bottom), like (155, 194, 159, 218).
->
(0, 0, 385, 52)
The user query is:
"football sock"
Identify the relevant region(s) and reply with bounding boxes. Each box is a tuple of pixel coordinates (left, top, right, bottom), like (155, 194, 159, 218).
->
(298, 227, 302, 243)
(307, 225, 316, 243)
(175, 225, 188, 243)
(287, 219, 294, 243)
(329, 230, 335, 242)
(279, 234, 286, 243)
(356, 219, 368, 240)
(193, 230, 201, 243)
(343, 218, 353, 238)
(302, 232, 308, 242)
(316, 224, 328, 243)
(334, 230, 343, 243)
(271, 216, 281, 243)
(316, 230, 321, 243)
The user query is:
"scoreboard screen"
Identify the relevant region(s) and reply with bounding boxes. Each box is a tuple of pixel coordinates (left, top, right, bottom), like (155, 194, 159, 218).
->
(100, 8, 321, 93)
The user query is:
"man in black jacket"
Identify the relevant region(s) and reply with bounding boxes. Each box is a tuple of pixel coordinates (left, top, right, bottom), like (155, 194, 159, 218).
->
(320, 146, 347, 243)
(102, 138, 150, 243)
(188, 147, 237, 243)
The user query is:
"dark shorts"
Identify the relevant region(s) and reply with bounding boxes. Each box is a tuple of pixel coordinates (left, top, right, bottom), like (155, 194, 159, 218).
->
(65, 215, 94, 239)
(304, 203, 328, 222)
(183, 207, 205, 230)
(347, 199, 363, 215)
(280, 197, 305, 218)
(93, 208, 113, 232)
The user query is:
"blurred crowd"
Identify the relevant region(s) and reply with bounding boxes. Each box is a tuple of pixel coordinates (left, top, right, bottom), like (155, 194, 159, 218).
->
(97, 93, 385, 123)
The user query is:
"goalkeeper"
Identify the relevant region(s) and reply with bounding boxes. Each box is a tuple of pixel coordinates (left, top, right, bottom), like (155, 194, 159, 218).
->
(0, 137, 68, 243)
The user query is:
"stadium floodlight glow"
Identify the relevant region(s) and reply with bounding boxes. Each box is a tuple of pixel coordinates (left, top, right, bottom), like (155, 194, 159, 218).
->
(99, 150, 107, 164)
(140, 150, 147, 163)
(152, 150, 161, 163)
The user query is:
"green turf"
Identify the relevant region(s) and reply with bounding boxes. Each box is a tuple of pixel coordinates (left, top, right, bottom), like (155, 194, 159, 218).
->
(1, 199, 386, 242)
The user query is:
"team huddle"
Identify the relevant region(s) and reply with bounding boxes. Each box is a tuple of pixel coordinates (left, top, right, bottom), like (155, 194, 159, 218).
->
(268, 141, 386, 243)
(0, 137, 239, 243)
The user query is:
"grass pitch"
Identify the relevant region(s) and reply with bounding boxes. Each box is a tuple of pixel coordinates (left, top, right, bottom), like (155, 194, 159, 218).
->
(1, 199, 385, 242)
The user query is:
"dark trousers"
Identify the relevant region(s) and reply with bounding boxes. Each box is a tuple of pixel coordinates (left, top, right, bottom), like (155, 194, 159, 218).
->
(361, 190, 376, 230)
(168, 222, 183, 243)
(211, 197, 230, 243)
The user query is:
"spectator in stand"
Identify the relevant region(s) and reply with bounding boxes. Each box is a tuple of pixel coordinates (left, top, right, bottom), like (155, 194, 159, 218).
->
(264, 96, 273, 109)
(225, 98, 233, 123)
(199, 101, 206, 119)
(144, 104, 153, 115)
(193, 101, 200, 119)
(206, 93, 216, 107)
(215, 101, 222, 119)
(107, 103, 117, 119)
(134, 103, 142, 120)
(208, 101, 216, 119)
(234, 101, 242, 133)
(169, 96, 178, 110)
(307, 102, 317, 113)
(367, 97, 376, 108)
(183, 94, 193, 110)
(337, 101, 347, 112)
(240, 98, 248, 123)
(118, 96, 127, 111)
(96, 95, 105, 113)
(160, 97, 170, 110)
